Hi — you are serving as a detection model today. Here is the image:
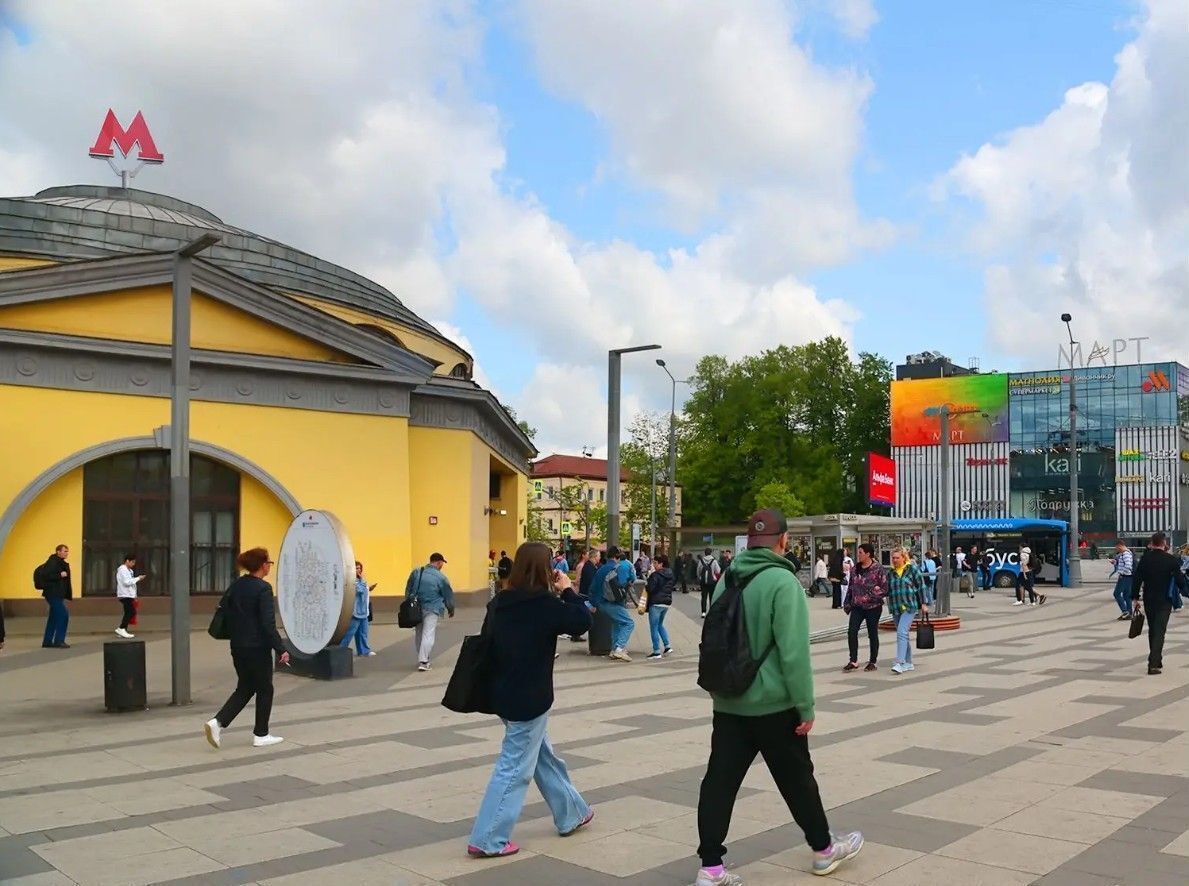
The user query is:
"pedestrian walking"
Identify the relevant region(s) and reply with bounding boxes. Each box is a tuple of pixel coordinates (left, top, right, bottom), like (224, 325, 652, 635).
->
(36, 544, 72, 649)
(1132, 532, 1186, 675)
(467, 543, 594, 858)
(887, 547, 928, 675)
(340, 561, 376, 656)
(204, 548, 290, 749)
(694, 509, 862, 885)
(644, 553, 675, 659)
(961, 544, 980, 598)
(114, 553, 145, 639)
(589, 547, 637, 661)
(1110, 542, 1134, 621)
(811, 553, 829, 597)
(677, 551, 692, 594)
(827, 548, 845, 610)
(1014, 546, 1039, 606)
(977, 547, 992, 590)
(842, 543, 887, 672)
(919, 549, 938, 605)
(697, 548, 722, 618)
(407, 553, 455, 671)
(497, 550, 513, 588)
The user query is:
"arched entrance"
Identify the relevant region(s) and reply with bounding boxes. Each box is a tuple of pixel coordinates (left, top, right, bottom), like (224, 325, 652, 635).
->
(82, 451, 240, 596)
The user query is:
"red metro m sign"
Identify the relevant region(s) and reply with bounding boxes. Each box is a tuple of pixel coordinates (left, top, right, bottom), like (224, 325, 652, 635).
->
(89, 109, 165, 163)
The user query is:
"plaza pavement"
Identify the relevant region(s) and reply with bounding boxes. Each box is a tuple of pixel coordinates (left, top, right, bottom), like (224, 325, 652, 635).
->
(0, 564, 1187, 886)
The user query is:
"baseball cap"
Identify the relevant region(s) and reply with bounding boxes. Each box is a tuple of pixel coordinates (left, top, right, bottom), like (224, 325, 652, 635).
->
(430, 552, 447, 564)
(746, 508, 788, 549)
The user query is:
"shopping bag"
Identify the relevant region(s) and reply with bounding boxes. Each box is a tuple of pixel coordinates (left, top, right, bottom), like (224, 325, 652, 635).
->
(1128, 611, 1145, 639)
(916, 612, 935, 650)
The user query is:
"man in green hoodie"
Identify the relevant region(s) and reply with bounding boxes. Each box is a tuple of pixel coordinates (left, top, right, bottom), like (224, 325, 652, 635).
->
(693, 509, 863, 885)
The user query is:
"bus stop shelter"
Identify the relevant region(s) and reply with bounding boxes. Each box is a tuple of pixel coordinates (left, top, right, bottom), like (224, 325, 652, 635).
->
(786, 514, 937, 566)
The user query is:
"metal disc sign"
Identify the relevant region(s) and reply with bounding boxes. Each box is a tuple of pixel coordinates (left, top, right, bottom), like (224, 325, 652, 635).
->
(276, 509, 354, 655)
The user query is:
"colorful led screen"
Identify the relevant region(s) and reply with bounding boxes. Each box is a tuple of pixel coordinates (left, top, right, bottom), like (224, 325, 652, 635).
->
(890, 375, 1010, 446)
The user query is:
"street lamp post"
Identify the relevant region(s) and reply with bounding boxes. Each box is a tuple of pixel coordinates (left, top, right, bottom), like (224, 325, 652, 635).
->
(607, 344, 661, 549)
(937, 406, 953, 617)
(171, 232, 220, 706)
(656, 359, 690, 552)
(1061, 313, 1083, 588)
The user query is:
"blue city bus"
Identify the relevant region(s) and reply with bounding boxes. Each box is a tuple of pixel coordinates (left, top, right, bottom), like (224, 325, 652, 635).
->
(950, 518, 1070, 587)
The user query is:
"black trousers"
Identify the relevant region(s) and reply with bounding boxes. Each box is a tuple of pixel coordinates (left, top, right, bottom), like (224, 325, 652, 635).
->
(118, 598, 136, 630)
(697, 709, 831, 866)
(848, 607, 880, 664)
(1016, 571, 1036, 603)
(831, 580, 842, 609)
(215, 648, 275, 737)
(1147, 603, 1172, 670)
(701, 584, 714, 615)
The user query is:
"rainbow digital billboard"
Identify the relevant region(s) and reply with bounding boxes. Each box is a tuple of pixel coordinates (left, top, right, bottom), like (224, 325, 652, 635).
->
(891, 375, 1009, 446)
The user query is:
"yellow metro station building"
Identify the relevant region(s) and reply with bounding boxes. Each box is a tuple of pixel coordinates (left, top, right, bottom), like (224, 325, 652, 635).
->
(0, 185, 534, 616)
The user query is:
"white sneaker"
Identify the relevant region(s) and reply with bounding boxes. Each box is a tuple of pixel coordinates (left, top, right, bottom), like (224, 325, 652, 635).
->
(365, 651, 378, 657)
(609, 649, 632, 662)
(695, 868, 743, 886)
(813, 830, 864, 876)
(252, 734, 284, 748)
(417, 662, 430, 672)
(1012, 600, 1025, 606)
(203, 718, 222, 749)
(1029, 602, 1037, 606)
(114, 628, 130, 638)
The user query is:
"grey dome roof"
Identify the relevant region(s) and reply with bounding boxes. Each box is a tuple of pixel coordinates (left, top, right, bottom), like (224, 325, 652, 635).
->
(0, 185, 457, 351)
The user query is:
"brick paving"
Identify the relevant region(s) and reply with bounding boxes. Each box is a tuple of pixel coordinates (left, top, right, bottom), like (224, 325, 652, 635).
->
(1, 566, 1186, 886)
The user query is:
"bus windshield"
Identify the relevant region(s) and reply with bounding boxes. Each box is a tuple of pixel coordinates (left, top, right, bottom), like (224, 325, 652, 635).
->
(951, 518, 1069, 587)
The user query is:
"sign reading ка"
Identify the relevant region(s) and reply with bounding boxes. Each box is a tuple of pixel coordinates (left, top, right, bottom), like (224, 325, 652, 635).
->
(88, 108, 164, 186)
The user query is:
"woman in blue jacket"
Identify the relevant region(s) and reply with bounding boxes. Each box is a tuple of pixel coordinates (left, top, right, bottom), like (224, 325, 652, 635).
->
(467, 542, 594, 858)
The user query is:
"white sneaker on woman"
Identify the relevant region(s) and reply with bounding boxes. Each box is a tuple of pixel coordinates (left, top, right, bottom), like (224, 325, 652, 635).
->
(203, 718, 222, 749)
(252, 734, 284, 748)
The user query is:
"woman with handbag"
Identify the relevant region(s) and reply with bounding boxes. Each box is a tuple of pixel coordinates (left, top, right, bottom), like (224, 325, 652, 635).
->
(887, 546, 928, 675)
(467, 542, 594, 859)
(842, 543, 887, 672)
(643, 553, 676, 659)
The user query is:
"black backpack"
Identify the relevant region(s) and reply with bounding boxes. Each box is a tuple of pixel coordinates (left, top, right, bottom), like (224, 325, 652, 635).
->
(697, 564, 780, 697)
(698, 557, 717, 588)
(33, 562, 47, 591)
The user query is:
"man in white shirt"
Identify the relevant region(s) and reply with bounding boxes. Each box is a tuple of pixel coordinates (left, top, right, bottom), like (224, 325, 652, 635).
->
(115, 553, 145, 639)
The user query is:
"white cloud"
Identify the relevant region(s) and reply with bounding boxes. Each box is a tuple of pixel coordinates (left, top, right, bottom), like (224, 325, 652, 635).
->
(823, 0, 880, 40)
(937, 0, 1189, 365)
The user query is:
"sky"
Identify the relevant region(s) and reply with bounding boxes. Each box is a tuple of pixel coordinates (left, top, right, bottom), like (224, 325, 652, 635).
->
(0, 0, 1185, 457)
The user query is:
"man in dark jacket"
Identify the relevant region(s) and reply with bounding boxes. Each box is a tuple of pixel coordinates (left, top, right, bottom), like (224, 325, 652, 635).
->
(1132, 532, 1186, 675)
(497, 551, 514, 588)
(39, 544, 72, 649)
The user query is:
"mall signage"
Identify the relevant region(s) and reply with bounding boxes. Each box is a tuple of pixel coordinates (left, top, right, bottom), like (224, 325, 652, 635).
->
(1058, 336, 1149, 368)
(867, 453, 896, 508)
(966, 456, 1008, 467)
(1142, 369, 1171, 393)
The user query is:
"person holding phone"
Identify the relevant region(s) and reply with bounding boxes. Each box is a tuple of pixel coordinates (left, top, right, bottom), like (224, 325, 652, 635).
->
(340, 561, 377, 656)
(204, 547, 290, 749)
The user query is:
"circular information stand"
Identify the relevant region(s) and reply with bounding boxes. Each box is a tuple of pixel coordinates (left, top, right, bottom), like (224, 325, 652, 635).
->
(276, 509, 354, 655)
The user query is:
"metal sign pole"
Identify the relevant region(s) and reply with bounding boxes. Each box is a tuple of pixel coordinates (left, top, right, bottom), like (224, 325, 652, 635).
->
(938, 407, 953, 617)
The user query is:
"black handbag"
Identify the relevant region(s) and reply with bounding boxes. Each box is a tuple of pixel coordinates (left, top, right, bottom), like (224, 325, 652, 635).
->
(442, 602, 496, 714)
(207, 588, 232, 640)
(1128, 611, 1145, 639)
(916, 612, 935, 650)
(397, 569, 425, 629)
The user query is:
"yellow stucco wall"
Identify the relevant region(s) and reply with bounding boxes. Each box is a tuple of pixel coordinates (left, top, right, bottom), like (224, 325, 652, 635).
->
(0, 467, 82, 601)
(239, 473, 295, 566)
(0, 256, 56, 272)
(291, 295, 470, 376)
(0, 285, 355, 363)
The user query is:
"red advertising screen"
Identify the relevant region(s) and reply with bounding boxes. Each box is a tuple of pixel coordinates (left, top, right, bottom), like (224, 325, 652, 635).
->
(868, 452, 896, 508)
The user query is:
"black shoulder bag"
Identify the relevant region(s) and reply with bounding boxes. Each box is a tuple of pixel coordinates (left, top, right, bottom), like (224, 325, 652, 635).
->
(442, 599, 496, 714)
(398, 569, 425, 629)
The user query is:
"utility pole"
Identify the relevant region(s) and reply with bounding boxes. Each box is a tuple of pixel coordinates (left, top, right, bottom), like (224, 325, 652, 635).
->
(649, 456, 657, 558)
(937, 406, 953, 617)
(656, 359, 689, 555)
(170, 233, 220, 706)
(607, 344, 661, 548)
(1062, 313, 1083, 587)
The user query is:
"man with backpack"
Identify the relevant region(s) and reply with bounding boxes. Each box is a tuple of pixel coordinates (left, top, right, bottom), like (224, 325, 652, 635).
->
(693, 510, 862, 885)
(36, 544, 73, 649)
(588, 547, 637, 661)
(697, 548, 722, 618)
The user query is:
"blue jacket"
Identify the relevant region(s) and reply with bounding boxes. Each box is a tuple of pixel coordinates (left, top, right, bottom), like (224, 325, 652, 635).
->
(406, 565, 455, 616)
(590, 559, 634, 607)
(352, 577, 369, 620)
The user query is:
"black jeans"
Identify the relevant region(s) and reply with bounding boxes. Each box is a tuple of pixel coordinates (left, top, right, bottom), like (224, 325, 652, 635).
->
(118, 598, 136, 630)
(701, 584, 714, 615)
(831, 581, 842, 609)
(848, 607, 880, 664)
(215, 648, 275, 737)
(1147, 604, 1172, 670)
(1016, 571, 1036, 603)
(697, 709, 831, 866)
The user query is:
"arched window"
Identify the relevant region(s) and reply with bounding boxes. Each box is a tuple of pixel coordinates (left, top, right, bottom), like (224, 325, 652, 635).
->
(450, 362, 472, 380)
(82, 452, 240, 596)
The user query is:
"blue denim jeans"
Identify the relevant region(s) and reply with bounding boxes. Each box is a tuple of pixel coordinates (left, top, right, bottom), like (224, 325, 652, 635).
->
(468, 712, 590, 854)
(604, 603, 635, 651)
(1113, 575, 1133, 614)
(895, 611, 915, 665)
(647, 605, 671, 653)
(340, 616, 371, 655)
(43, 597, 69, 646)
(921, 578, 935, 606)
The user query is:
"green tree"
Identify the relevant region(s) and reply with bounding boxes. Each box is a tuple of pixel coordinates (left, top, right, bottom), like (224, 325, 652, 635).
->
(525, 486, 549, 542)
(504, 405, 538, 441)
(754, 480, 806, 518)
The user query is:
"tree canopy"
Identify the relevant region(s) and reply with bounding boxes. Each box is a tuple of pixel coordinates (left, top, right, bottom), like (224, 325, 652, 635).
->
(677, 337, 891, 524)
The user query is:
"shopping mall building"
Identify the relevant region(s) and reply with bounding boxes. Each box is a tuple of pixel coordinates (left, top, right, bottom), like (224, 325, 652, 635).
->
(0, 185, 535, 615)
(891, 360, 1189, 546)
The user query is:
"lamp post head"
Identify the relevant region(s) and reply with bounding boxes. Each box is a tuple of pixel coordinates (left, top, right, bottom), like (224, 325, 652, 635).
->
(1060, 313, 1072, 323)
(656, 358, 666, 368)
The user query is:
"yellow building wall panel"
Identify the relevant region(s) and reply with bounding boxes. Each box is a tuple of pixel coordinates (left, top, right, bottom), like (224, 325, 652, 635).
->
(0, 285, 354, 363)
(0, 468, 81, 601)
(239, 473, 296, 567)
(0, 256, 56, 272)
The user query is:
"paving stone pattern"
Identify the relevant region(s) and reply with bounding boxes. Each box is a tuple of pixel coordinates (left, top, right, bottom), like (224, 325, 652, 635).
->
(0, 578, 1186, 885)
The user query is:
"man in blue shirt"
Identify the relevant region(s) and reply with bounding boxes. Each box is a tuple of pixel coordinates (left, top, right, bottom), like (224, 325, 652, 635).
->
(588, 546, 637, 661)
(406, 553, 455, 671)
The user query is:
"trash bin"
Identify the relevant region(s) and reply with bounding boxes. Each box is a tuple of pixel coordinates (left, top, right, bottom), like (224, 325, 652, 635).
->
(104, 640, 147, 712)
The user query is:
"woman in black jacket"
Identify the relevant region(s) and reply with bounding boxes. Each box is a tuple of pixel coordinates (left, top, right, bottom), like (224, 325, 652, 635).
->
(644, 553, 675, 659)
(204, 547, 290, 750)
(467, 542, 593, 859)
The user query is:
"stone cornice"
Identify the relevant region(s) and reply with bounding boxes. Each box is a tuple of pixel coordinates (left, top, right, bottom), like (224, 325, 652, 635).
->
(410, 379, 538, 472)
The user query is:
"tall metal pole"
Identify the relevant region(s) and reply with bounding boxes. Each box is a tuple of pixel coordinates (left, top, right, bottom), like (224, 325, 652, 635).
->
(938, 406, 953, 616)
(171, 234, 219, 706)
(606, 344, 661, 550)
(650, 457, 657, 557)
(657, 360, 684, 555)
(1065, 321, 1083, 588)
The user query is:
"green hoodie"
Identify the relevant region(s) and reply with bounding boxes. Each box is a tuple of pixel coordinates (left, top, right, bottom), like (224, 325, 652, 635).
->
(709, 547, 815, 722)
